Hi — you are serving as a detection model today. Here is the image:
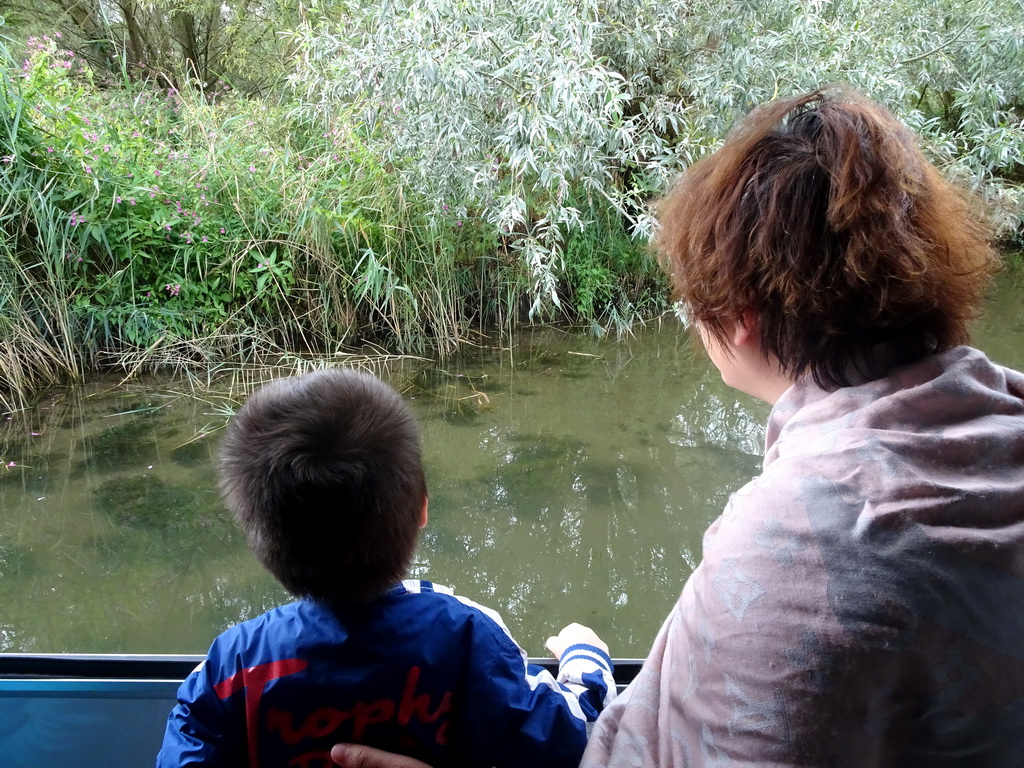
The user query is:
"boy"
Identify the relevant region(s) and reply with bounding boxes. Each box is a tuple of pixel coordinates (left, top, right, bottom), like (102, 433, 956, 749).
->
(157, 367, 615, 768)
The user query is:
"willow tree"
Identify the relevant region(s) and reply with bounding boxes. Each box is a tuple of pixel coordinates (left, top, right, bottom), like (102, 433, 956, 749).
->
(0, 0, 302, 93)
(289, 0, 1023, 319)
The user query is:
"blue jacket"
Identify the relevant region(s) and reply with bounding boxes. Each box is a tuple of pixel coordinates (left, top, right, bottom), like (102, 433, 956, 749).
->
(157, 580, 615, 768)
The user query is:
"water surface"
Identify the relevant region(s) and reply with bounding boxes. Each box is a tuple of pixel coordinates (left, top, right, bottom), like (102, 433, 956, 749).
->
(1, 269, 1022, 658)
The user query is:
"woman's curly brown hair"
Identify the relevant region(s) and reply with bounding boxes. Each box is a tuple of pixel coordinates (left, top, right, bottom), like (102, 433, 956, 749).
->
(655, 86, 1000, 388)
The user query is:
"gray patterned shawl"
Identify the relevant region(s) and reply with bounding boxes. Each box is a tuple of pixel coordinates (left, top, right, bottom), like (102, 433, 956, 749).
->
(583, 346, 1024, 768)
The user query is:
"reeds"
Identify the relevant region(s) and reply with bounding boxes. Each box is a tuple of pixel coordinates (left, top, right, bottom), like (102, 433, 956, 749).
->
(0, 42, 83, 411)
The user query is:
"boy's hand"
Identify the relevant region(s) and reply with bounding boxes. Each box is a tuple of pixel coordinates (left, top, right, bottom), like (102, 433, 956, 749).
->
(545, 622, 609, 660)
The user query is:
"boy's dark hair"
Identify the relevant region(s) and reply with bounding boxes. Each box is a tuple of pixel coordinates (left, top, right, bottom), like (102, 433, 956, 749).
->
(655, 86, 1000, 389)
(217, 367, 427, 605)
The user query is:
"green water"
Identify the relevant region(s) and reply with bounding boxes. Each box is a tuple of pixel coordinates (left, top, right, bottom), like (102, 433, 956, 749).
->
(1, 271, 1022, 658)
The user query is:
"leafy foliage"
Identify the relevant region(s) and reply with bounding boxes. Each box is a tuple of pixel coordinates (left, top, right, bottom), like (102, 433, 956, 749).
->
(1, 0, 1023, 408)
(288, 0, 682, 317)
(0, 0, 300, 93)
(663, 0, 1024, 232)
(1, 26, 656, 410)
(290, 0, 1024, 309)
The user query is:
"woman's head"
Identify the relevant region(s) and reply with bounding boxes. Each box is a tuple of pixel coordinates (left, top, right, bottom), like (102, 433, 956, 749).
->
(656, 86, 999, 389)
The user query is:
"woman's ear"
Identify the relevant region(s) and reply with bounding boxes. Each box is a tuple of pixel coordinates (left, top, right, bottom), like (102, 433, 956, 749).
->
(732, 309, 759, 347)
(420, 496, 429, 529)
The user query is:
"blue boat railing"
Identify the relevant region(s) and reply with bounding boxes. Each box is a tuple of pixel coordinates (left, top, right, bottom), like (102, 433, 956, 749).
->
(0, 653, 643, 768)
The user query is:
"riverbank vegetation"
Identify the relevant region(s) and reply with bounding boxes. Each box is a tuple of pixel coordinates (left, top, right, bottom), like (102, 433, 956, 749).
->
(1, 0, 1022, 410)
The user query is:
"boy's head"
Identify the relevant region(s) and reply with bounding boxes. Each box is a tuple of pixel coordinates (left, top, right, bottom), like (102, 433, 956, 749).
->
(217, 367, 427, 605)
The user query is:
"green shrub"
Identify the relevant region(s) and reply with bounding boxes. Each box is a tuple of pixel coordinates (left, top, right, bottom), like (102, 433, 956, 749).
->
(289, 0, 1024, 315)
(3, 0, 1024, 407)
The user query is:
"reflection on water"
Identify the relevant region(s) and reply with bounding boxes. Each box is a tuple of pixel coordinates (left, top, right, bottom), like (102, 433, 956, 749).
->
(1, 267, 1023, 658)
(409, 328, 768, 655)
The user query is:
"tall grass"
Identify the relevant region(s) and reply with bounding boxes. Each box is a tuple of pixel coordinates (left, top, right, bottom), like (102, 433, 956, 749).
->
(0, 30, 657, 410)
(0, 39, 82, 412)
(3, 0, 1024, 410)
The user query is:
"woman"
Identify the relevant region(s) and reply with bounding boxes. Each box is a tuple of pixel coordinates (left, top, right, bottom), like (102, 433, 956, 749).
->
(334, 87, 1024, 767)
